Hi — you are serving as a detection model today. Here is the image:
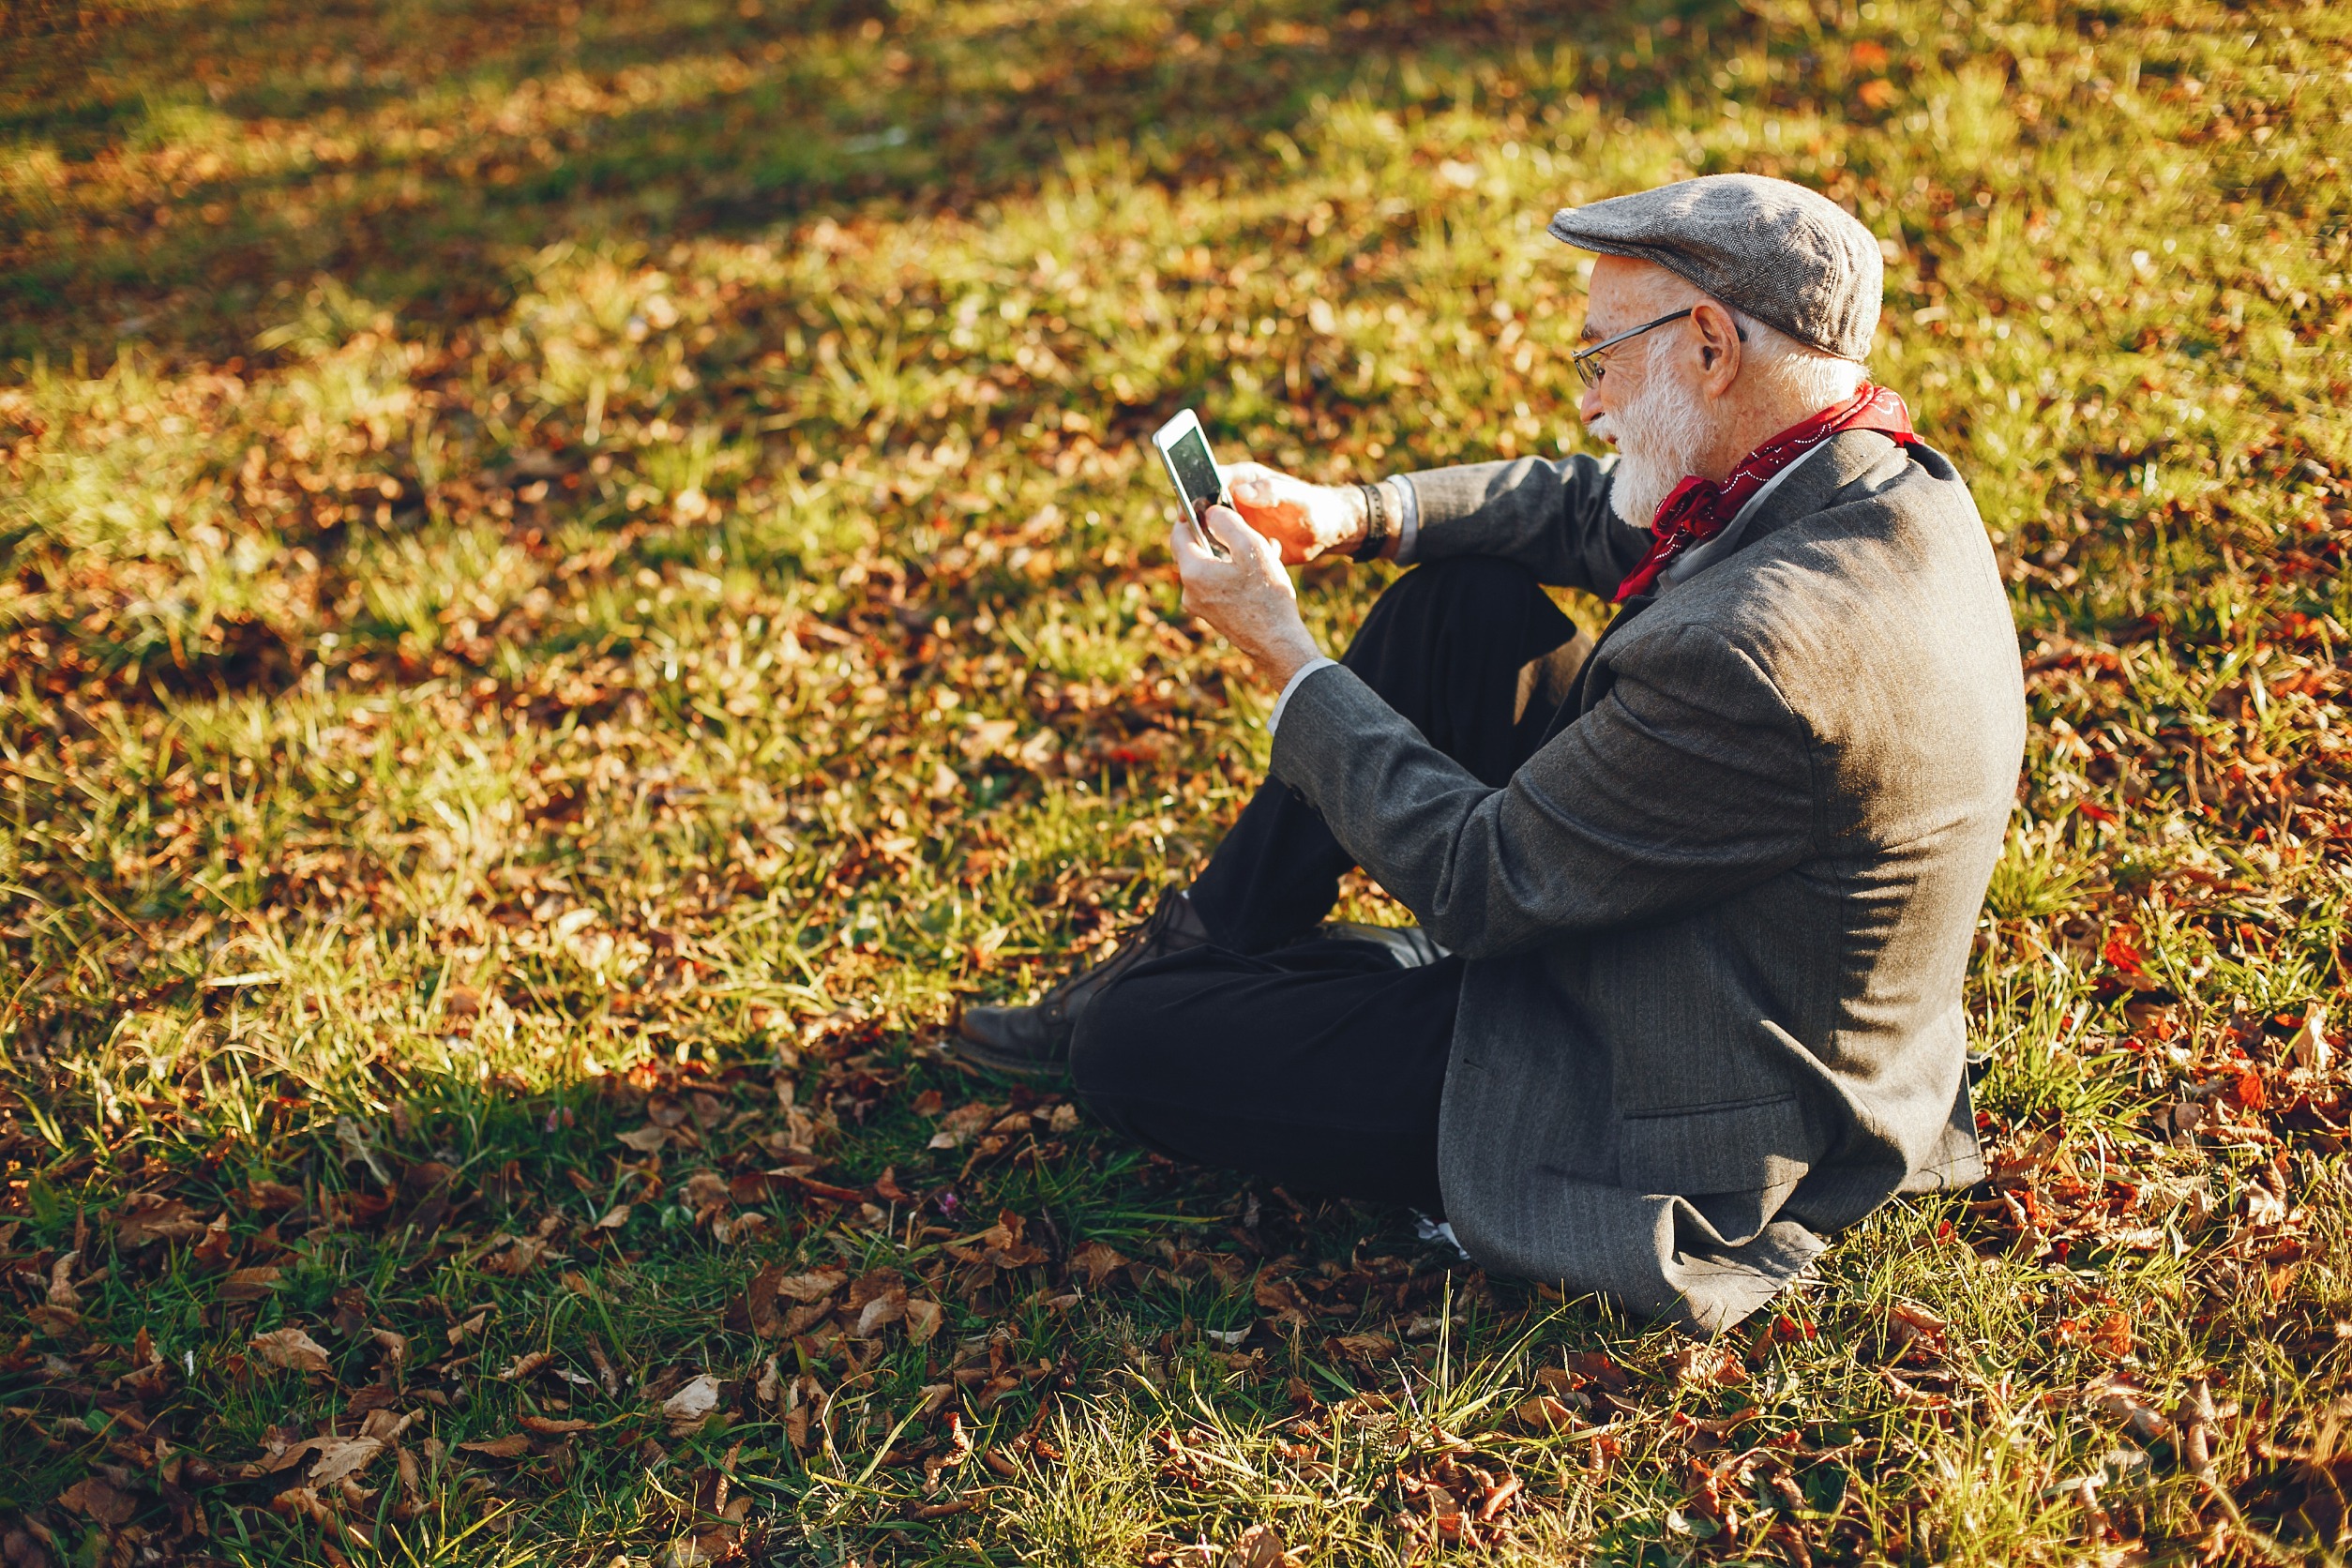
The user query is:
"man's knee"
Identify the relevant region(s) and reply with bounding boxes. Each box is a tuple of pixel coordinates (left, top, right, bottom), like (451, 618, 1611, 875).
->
(1380, 554, 1544, 614)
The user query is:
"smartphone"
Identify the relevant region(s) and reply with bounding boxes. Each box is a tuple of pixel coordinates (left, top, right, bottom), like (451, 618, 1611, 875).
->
(1150, 409, 1231, 559)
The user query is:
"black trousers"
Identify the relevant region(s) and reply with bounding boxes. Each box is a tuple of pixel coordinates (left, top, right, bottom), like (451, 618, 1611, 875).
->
(1068, 557, 1582, 1211)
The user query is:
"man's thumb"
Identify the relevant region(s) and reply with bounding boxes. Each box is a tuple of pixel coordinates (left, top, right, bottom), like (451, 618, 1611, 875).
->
(1200, 503, 1251, 553)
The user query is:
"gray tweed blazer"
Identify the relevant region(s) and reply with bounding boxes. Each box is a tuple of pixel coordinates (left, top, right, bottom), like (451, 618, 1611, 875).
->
(1269, 430, 2025, 1333)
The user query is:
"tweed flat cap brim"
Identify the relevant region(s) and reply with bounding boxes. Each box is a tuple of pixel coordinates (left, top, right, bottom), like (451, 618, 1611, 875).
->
(1547, 173, 1883, 361)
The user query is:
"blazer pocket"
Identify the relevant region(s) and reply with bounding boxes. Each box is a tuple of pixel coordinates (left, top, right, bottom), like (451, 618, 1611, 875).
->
(1618, 1093, 1812, 1197)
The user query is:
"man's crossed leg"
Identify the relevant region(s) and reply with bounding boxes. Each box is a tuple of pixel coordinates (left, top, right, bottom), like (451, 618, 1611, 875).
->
(956, 556, 1588, 1205)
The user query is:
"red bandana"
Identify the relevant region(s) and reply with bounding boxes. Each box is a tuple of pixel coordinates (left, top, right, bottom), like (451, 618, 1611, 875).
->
(1611, 383, 1919, 602)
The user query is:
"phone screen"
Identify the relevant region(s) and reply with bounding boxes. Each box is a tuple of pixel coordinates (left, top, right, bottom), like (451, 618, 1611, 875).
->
(1163, 425, 1224, 517)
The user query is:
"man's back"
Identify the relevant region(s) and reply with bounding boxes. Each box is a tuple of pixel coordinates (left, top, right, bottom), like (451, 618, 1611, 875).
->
(1272, 428, 2026, 1330)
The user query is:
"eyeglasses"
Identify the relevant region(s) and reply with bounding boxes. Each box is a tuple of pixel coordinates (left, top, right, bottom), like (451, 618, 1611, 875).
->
(1569, 307, 1743, 389)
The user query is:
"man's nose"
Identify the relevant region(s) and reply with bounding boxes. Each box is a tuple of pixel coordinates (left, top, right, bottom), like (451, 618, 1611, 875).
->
(1578, 380, 1606, 426)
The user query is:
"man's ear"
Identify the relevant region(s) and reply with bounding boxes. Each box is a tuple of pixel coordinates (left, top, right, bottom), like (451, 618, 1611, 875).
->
(1689, 300, 1743, 395)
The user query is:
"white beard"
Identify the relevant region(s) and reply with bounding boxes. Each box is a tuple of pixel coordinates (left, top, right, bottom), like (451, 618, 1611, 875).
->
(1589, 362, 1712, 528)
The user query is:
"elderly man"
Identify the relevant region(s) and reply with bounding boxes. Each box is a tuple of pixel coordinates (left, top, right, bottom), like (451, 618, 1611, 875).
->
(957, 174, 2025, 1332)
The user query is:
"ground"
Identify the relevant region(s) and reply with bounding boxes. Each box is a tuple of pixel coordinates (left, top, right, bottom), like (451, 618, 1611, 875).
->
(3, 0, 2350, 1562)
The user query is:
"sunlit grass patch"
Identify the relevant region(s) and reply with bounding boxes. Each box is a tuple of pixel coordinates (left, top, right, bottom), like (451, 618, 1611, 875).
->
(3, 0, 2350, 1561)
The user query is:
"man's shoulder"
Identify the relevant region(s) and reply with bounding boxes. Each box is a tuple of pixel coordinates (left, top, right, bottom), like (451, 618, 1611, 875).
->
(1617, 436, 2015, 700)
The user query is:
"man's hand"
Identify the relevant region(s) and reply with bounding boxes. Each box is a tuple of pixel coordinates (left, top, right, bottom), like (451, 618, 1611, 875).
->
(1173, 504, 1324, 687)
(1224, 461, 1368, 565)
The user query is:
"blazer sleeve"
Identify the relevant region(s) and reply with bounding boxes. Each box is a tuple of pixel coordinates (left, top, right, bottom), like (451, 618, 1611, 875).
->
(1267, 625, 1818, 958)
(1400, 452, 1658, 594)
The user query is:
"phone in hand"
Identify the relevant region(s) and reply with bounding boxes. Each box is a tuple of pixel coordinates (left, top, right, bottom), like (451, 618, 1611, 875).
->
(1150, 409, 1232, 561)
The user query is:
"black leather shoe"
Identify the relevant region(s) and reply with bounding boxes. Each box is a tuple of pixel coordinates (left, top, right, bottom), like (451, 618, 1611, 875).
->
(954, 891, 1213, 1078)
(1305, 922, 1448, 968)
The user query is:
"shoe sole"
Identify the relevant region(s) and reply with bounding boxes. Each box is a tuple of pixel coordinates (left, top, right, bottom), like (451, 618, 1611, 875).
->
(948, 1028, 1068, 1080)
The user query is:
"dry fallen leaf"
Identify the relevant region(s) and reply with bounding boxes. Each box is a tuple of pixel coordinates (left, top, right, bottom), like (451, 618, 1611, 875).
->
(927, 1102, 999, 1150)
(56, 1475, 139, 1525)
(219, 1265, 282, 1302)
(1516, 1394, 1582, 1434)
(1889, 1299, 1952, 1355)
(662, 1373, 723, 1423)
(458, 1434, 534, 1459)
(114, 1195, 207, 1248)
(2292, 1005, 2332, 1074)
(1669, 1342, 1750, 1387)
(249, 1327, 333, 1374)
(520, 1413, 594, 1435)
(1230, 1521, 1296, 1568)
(904, 1297, 944, 1345)
(1070, 1240, 1132, 1289)
(309, 1437, 384, 1488)
(775, 1269, 846, 1304)
(499, 1349, 553, 1380)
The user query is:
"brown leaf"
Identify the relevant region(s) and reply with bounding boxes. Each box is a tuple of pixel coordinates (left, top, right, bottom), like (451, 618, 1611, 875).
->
(57, 1475, 139, 1525)
(189, 1216, 234, 1271)
(904, 1297, 944, 1345)
(662, 1373, 723, 1425)
(1330, 1332, 1399, 1364)
(1516, 1394, 1582, 1434)
(682, 1170, 732, 1214)
(1669, 1343, 1749, 1387)
(114, 1195, 206, 1248)
(457, 1434, 534, 1459)
(1889, 1299, 1951, 1356)
(776, 1268, 847, 1304)
(250, 1327, 333, 1374)
(848, 1267, 906, 1309)
(484, 1235, 549, 1276)
(519, 1414, 593, 1435)
(499, 1349, 552, 1380)
(1229, 1523, 1295, 1568)
(1252, 1274, 1312, 1331)
(616, 1123, 672, 1153)
(219, 1265, 282, 1302)
(309, 1437, 384, 1488)
(1565, 1351, 1634, 1393)
(1070, 1241, 1132, 1289)
(240, 1180, 307, 1212)
(927, 1102, 998, 1150)
(26, 1304, 81, 1335)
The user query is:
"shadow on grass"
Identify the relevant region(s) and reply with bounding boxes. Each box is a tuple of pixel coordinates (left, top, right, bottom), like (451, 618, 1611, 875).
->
(3, 0, 1728, 362)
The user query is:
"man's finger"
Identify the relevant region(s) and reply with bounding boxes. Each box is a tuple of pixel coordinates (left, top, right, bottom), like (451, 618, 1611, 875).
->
(1169, 512, 1217, 568)
(1199, 503, 1259, 559)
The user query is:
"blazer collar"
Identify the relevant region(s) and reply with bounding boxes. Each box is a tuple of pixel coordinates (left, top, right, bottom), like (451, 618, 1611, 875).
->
(1733, 427, 1904, 548)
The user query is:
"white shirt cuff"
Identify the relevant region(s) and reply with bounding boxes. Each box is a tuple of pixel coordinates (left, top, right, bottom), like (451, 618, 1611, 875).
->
(1386, 475, 1420, 564)
(1266, 656, 1340, 736)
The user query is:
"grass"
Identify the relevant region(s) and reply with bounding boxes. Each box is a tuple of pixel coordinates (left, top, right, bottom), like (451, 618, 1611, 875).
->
(3, 0, 2350, 1561)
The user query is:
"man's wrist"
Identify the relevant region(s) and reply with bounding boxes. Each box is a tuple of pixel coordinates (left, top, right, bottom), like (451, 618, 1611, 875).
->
(1330, 483, 1371, 558)
(1259, 635, 1326, 690)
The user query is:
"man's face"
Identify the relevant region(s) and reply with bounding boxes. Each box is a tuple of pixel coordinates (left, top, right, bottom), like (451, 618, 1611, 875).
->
(1577, 255, 1715, 527)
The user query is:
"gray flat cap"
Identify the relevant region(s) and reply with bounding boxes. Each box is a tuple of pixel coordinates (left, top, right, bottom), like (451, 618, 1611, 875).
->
(1548, 174, 1882, 361)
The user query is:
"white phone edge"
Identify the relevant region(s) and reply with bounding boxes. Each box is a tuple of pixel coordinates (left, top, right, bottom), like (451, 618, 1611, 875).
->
(1150, 408, 1229, 558)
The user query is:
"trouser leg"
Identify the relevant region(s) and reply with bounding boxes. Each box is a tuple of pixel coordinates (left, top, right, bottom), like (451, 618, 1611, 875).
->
(1069, 938, 1467, 1208)
(1184, 556, 1583, 954)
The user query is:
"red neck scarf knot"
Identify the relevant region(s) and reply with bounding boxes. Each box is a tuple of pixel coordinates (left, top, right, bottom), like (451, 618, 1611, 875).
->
(1612, 383, 1918, 603)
